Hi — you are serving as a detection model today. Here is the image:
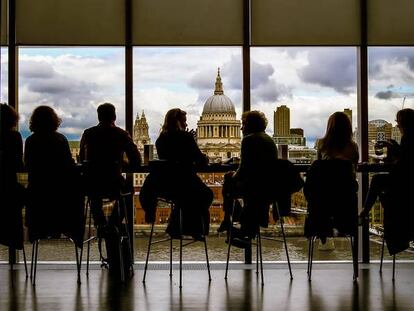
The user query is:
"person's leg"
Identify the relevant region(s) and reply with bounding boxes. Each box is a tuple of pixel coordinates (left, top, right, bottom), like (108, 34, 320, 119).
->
(218, 173, 236, 232)
(90, 198, 106, 227)
(361, 173, 389, 216)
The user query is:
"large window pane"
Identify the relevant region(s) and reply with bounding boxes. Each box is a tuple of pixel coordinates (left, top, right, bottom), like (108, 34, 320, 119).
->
(251, 47, 358, 260)
(0, 47, 8, 261)
(368, 47, 414, 260)
(133, 47, 244, 261)
(0, 47, 7, 104)
(17, 47, 124, 261)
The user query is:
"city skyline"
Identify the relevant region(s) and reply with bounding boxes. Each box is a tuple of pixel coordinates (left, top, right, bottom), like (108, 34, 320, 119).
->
(1, 47, 414, 147)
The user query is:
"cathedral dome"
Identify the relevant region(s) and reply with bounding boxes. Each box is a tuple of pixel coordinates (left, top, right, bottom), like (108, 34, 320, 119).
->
(202, 94, 235, 114)
(201, 69, 235, 115)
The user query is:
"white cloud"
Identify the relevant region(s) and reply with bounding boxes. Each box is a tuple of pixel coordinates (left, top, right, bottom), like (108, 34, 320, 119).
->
(4, 46, 413, 146)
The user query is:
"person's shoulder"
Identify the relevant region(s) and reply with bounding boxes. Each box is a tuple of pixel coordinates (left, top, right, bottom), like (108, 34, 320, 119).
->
(113, 126, 133, 140)
(9, 130, 23, 141)
(55, 132, 69, 143)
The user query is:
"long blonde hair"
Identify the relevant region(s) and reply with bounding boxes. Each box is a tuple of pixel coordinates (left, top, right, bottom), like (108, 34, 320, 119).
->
(320, 111, 353, 151)
(161, 108, 186, 134)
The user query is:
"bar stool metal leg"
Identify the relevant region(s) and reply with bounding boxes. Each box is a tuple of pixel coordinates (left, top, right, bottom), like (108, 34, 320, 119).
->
(22, 245, 28, 279)
(275, 204, 293, 280)
(75, 245, 81, 285)
(201, 217, 211, 281)
(308, 237, 315, 281)
(142, 223, 155, 283)
(392, 254, 396, 282)
(86, 201, 93, 276)
(179, 207, 183, 289)
(224, 201, 235, 280)
(169, 236, 173, 277)
(256, 237, 259, 274)
(350, 236, 358, 281)
(258, 231, 264, 285)
(121, 195, 134, 277)
(32, 240, 39, 286)
(116, 200, 125, 283)
(380, 235, 385, 274)
(30, 242, 35, 280)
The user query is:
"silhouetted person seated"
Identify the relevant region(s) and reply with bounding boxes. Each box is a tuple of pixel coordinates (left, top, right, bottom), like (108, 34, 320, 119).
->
(220, 111, 278, 246)
(25, 106, 83, 245)
(0, 104, 25, 250)
(80, 103, 141, 232)
(150, 108, 213, 239)
(360, 108, 414, 221)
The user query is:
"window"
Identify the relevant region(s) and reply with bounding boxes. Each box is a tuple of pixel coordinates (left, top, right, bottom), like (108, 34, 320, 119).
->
(367, 47, 414, 260)
(251, 47, 358, 260)
(133, 47, 246, 261)
(16, 47, 124, 261)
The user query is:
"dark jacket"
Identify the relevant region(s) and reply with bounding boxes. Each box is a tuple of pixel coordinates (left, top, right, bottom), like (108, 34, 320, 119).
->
(233, 132, 278, 197)
(304, 159, 358, 239)
(25, 132, 84, 246)
(140, 131, 212, 236)
(0, 130, 25, 249)
(382, 135, 414, 255)
(80, 123, 141, 196)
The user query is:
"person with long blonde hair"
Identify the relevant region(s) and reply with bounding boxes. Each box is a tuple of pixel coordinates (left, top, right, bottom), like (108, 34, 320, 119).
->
(317, 111, 359, 165)
(154, 108, 212, 239)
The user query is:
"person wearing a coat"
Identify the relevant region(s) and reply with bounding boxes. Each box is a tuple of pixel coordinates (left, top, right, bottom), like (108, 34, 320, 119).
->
(0, 104, 25, 250)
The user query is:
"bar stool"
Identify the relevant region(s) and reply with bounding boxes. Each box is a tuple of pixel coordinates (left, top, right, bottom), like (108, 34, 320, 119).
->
(142, 197, 211, 289)
(30, 238, 81, 286)
(80, 191, 134, 283)
(379, 232, 396, 281)
(9, 246, 28, 288)
(224, 200, 293, 285)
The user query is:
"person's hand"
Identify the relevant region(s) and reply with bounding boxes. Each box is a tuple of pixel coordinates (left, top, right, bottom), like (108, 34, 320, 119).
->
(186, 128, 197, 140)
(385, 139, 400, 162)
(224, 171, 235, 180)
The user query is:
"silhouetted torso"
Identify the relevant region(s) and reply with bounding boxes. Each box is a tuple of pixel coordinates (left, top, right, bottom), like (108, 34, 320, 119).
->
(234, 131, 278, 194)
(25, 132, 74, 187)
(156, 130, 207, 169)
(24, 131, 78, 242)
(317, 140, 359, 165)
(80, 123, 141, 196)
(0, 130, 23, 186)
(80, 124, 141, 170)
(0, 130, 24, 248)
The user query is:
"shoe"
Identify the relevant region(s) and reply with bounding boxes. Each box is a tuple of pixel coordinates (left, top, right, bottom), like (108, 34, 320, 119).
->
(191, 234, 206, 242)
(217, 221, 231, 233)
(229, 237, 251, 249)
(96, 224, 109, 239)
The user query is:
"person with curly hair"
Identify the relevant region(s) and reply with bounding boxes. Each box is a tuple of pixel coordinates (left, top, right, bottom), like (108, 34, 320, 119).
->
(24, 106, 78, 242)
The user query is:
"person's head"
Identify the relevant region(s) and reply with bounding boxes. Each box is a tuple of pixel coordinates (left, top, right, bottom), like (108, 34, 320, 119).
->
(97, 103, 116, 124)
(322, 111, 353, 150)
(0, 103, 19, 131)
(396, 108, 414, 136)
(161, 108, 187, 133)
(241, 110, 267, 135)
(29, 105, 61, 133)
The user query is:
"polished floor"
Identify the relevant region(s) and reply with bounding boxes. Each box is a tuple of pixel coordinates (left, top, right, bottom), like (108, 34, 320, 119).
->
(1, 262, 413, 310)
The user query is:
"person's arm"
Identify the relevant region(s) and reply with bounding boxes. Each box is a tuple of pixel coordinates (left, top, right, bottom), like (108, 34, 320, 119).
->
(186, 132, 208, 166)
(124, 132, 142, 169)
(61, 135, 75, 167)
(15, 132, 24, 171)
(23, 137, 32, 171)
(79, 131, 87, 163)
(233, 135, 250, 181)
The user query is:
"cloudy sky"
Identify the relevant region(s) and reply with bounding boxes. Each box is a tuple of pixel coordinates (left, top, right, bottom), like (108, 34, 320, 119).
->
(1, 46, 414, 146)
